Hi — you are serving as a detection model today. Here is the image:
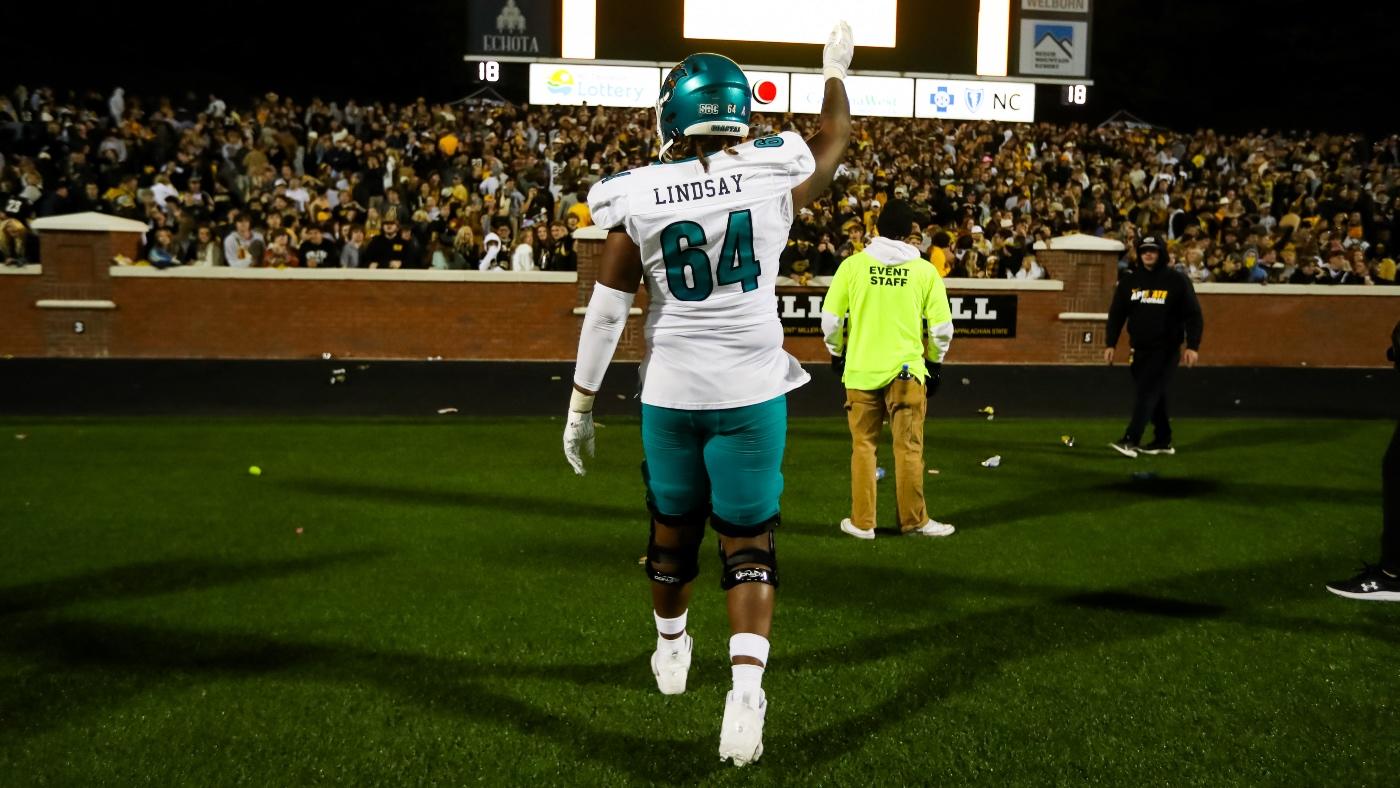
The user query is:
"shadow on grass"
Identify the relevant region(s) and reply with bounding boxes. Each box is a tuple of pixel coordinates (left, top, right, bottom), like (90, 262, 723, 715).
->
(280, 478, 640, 522)
(1185, 422, 1366, 453)
(922, 474, 1373, 532)
(0, 550, 387, 617)
(0, 552, 1391, 782)
(1059, 591, 1226, 619)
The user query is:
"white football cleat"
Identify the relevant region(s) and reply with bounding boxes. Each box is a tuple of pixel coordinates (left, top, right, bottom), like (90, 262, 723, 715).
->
(651, 633, 692, 695)
(718, 688, 767, 766)
(908, 519, 955, 537)
(840, 518, 875, 540)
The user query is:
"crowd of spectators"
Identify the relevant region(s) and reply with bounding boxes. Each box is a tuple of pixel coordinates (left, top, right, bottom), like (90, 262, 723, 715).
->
(1, 85, 1396, 287)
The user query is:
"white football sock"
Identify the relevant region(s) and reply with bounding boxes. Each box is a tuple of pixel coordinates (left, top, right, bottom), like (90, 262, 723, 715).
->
(731, 664, 764, 693)
(655, 610, 687, 647)
(729, 633, 769, 693)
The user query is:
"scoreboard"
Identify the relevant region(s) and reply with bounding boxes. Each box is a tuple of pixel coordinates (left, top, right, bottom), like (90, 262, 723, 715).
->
(466, 1, 1095, 122)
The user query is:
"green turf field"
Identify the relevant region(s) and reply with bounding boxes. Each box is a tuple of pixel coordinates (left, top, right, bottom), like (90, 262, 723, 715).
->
(1, 416, 1396, 785)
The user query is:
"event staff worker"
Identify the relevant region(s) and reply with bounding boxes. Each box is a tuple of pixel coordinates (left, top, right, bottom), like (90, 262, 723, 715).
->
(1105, 235, 1204, 458)
(1326, 320, 1400, 602)
(821, 200, 956, 540)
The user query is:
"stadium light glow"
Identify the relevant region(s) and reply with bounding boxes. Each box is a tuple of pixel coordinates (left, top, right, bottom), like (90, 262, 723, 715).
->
(683, 0, 897, 47)
(561, 0, 597, 60)
(976, 0, 1010, 76)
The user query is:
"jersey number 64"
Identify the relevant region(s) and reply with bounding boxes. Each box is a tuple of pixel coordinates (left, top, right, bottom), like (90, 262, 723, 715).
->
(659, 209, 759, 301)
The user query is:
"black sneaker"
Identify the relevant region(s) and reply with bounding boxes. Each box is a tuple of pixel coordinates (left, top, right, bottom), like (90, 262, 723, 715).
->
(1139, 440, 1176, 455)
(1108, 439, 1139, 458)
(1325, 564, 1400, 602)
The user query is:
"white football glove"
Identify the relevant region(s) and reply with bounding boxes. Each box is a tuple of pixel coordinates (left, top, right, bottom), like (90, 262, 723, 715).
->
(563, 390, 596, 476)
(823, 20, 854, 81)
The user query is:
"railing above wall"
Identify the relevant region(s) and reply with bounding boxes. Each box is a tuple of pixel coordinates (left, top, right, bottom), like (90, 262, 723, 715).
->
(107, 267, 578, 284)
(1195, 283, 1400, 296)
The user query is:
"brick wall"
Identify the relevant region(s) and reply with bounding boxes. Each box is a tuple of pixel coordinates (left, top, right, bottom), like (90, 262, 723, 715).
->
(0, 271, 45, 357)
(1, 228, 1396, 366)
(101, 277, 581, 360)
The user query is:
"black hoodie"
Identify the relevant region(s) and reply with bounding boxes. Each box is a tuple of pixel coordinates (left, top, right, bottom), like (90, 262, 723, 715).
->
(1106, 262, 1204, 351)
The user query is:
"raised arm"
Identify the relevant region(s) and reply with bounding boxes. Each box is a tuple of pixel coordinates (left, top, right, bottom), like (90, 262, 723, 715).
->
(791, 21, 853, 208)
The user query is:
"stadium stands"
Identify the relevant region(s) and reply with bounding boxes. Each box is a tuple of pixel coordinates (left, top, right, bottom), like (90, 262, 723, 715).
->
(1, 86, 1395, 285)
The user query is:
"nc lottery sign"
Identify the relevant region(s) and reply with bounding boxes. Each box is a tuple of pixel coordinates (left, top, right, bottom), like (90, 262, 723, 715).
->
(528, 64, 663, 108)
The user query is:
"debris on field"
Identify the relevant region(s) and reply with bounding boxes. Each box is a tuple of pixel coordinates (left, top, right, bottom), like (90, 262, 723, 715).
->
(981, 455, 1002, 468)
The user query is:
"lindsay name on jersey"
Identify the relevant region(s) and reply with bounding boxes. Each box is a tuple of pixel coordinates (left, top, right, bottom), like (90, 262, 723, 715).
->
(653, 174, 744, 206)
(1131, 289, 1168, 304)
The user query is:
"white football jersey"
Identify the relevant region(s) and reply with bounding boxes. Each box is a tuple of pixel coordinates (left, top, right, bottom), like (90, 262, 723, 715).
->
(588, 131, 816, 410)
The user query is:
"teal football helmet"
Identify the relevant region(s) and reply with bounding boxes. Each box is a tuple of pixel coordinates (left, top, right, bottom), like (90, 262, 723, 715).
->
(656, 53, 751, 161)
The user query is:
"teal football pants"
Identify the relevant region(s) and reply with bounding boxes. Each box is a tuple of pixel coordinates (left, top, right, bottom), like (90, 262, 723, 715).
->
(641, 395, 787, 528)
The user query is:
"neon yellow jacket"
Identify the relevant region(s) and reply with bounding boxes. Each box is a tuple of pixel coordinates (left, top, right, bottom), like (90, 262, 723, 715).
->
(821, 237, 954, 390)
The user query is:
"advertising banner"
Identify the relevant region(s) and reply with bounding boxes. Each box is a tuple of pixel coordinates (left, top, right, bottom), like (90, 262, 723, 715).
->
(914, 78, 1036, 122)
(469, 0, 556, 57)
(745, 70, 791, 114)
(528, 63, 663, 108)
(790, 74, 914, 118)
(1018, 19, 1089, 77)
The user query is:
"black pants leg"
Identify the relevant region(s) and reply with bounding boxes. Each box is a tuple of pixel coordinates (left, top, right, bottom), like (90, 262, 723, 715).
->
(1150, 360, 1177, 444)
(1381, 420, 1400, 572)
(1123, 346, 1179, 445)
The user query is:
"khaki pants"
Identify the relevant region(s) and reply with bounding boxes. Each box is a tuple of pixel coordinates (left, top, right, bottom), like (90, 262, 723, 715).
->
(845, 378, 928, 533)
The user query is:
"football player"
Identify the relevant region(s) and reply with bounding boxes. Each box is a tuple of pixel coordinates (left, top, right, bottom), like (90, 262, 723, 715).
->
(563, 21, 855, 766)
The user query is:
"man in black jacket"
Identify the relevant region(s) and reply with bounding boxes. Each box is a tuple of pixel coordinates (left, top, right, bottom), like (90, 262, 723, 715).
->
(1325, 320, 1400, 601)
(1104, 236, 1204, 457)
(362, 217, 420, 270)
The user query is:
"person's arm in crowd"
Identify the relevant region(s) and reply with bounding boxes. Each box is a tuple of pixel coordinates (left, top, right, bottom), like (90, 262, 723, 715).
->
(1104, 279, 1131, 363)
(791, 22, 853, 208)
(362, 237, 381, 269)
(222, 233, 240, 266)
(555, 239, 578, 271)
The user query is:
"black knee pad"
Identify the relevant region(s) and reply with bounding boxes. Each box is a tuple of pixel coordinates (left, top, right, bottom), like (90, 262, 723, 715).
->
(710, 511, 780, 538)
(644, 508, 707, 586)
(717, 524, 778, 591)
